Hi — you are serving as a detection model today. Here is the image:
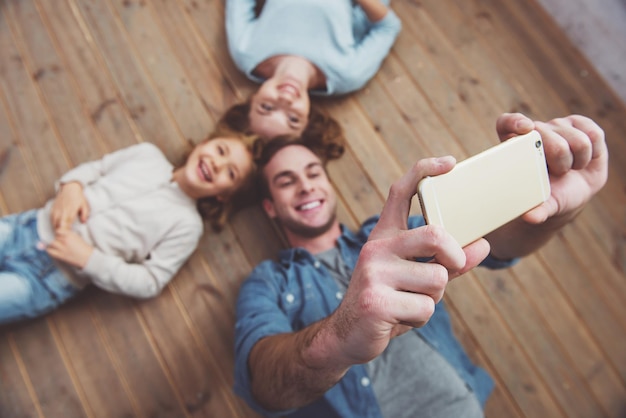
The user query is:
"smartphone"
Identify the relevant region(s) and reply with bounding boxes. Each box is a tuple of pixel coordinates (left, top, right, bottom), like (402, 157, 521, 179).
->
(417, 130, 551, 247)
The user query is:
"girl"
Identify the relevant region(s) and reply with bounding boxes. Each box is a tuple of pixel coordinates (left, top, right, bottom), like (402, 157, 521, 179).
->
(223, 0, 401, 140)
(0, 131, 260, 325)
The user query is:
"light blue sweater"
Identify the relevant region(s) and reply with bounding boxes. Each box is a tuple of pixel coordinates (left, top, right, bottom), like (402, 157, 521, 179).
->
(225, 0, 402, 96)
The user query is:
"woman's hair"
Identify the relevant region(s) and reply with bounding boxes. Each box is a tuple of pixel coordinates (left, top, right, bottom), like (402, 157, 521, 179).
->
(217, 99, 346, 162)
(181, 128, 264, 232)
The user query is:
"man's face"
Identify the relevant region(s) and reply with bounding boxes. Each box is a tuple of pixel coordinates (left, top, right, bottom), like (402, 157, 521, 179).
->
(262, 145, 337, 239)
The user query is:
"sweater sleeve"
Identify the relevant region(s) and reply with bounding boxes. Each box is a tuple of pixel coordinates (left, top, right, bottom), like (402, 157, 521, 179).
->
(81, 217, 203, 299)
(345, 9, 401, 92)
(225, 0, 257, 65)
(56, 143, 159, 190)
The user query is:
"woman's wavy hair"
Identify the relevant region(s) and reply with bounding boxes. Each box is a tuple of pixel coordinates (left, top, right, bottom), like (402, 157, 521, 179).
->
(217, 99, 346, 162)
(179, 128, 264, 231)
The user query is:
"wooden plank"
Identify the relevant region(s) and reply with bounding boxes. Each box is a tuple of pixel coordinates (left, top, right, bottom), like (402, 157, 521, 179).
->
(52, 293, 140, 417)
(446, 275, 565, 417)
(479, 265, 607, 417)
(88, 291, 191, 417)
(150, 0, 240, 122)
(2, 4, 172, 416)
(0, 5, 68, 199)
(461, 0, 626, 183)
(106, 0, 212, 144)
(70, 0, 186, 161)
(9, 320, 88, 417)
(0, 0, 624, 417)
(0, 332, 43, 418)
(0, 94, 42, 214)
(365, 56, 464, 160)
(135, 287, 245, 418)
(5, 0, 106, 165)
(326, 98, 404, 194)
(388, 22, 491, 157)
(534, 0, 626, 105)
(511, 248, 626, 416)
(538, 232, 626, 381)
(177, 0, 254, 100)
(448, 303, 523, 418)
(428, 0, 626, 260)
(416, 0, 557, 119)
(35, 0, 140, 152)
(429, 0, 626, 268)
(392, 1, 504, 138)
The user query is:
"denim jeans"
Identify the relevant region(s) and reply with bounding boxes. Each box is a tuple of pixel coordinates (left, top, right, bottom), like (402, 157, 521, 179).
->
(0, 209, 81, 325)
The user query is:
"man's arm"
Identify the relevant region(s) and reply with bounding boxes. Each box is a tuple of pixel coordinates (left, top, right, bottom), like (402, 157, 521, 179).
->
(485, 113, 608, 260)
(245, 158, 490, 412)
(248, 319, 349, 411)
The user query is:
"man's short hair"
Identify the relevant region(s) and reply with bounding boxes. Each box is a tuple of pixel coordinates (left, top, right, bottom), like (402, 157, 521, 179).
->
(257, 137, 336, 200)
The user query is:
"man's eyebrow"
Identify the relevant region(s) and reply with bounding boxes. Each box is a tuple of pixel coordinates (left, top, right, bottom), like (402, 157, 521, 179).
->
(271, 170, 296, 185)
(305, 162, 323, 170)
(270, 161, 322, 184)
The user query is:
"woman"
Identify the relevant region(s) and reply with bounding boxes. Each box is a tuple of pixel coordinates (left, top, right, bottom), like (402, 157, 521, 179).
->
(0, 130, 260, 325)
(223, 0, 401, 140)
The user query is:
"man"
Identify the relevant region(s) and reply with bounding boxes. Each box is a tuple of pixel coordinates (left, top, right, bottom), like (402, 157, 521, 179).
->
(233, 113, 608, 417)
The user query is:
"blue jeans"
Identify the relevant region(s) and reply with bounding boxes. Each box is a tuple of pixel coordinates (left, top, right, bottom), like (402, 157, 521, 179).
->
(0, 210, 81, 325)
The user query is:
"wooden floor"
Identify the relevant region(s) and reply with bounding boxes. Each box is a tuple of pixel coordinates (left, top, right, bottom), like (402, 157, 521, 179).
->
(1, 0, 625, 417)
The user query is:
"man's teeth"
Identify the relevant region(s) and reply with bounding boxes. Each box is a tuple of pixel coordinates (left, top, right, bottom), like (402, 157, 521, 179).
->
(299, 201, 321, 211)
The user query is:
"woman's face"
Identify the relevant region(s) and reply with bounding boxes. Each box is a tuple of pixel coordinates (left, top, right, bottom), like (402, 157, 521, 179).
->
(248, 76, 310, 138)
(180, 137, 253, 200)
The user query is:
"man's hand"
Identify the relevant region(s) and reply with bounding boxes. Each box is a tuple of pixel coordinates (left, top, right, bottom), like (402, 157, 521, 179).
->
(50, 182, 90, 231)
(327, 156, 490, 366)
(46, 229, 94, 269)
(487, 113, 608, 259)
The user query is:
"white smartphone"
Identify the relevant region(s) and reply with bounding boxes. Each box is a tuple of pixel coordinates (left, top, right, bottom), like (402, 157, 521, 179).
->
(417, 130, 551, 247)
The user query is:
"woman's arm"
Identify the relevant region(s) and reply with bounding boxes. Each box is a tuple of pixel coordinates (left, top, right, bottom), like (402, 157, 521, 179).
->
(356, 0, 391, 22)
(225, 0, 258, 52)
(342, 4, 401, 93)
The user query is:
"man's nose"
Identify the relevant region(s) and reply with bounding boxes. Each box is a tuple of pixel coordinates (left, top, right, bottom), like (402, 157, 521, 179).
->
(298, 179, 314, 194)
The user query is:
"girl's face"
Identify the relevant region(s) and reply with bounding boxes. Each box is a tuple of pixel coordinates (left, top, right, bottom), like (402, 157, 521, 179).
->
(248, 76, 310, 138)
(178, 137, 253, 200)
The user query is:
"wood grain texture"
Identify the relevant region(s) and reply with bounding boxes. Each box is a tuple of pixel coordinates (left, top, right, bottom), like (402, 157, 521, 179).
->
(1, 0, 625, 417)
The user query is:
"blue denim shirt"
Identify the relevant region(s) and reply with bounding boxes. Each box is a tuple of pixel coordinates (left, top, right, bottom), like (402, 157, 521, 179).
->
(234, 215, 515, 418)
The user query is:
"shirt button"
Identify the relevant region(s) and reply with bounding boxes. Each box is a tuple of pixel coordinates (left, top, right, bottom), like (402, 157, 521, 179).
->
(285, 293, 295, 304)
(360, 377, 370, 387)
(336, 291, 343, 300)
(313, 261, 321, 268)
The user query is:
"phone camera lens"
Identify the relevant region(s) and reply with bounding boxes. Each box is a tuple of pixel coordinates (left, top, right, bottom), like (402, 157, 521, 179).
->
(535, 140, 542, 148)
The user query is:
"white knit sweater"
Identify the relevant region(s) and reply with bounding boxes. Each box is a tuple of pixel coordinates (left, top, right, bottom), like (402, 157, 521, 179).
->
(37, 143, 203, 299)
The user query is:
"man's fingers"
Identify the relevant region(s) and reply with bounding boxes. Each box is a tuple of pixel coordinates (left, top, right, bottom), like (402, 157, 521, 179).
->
(496, 112, 535, 141)
(373, 157, 455, 238)
(385, 290, 437, 329)
(568, 115, 608, 161)
(448, 238, 491, 279)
